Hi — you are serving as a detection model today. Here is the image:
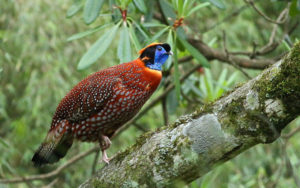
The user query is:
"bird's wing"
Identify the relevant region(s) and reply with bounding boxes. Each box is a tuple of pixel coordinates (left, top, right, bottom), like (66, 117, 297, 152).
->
(52, 69, 120, 125)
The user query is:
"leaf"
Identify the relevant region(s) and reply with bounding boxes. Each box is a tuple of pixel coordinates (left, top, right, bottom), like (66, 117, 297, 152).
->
(177, 35, 210, 68)
(173, 35, 181, 100)
(207, 36, 217, 47)
(84, 0, 104, 24)
(158, 0, 176, 25)
(77, 23, 120, 70)
(66, 1, 83, 18)
(128, 22, 142, 52)
(187, 2, 210, 17)
(166, 89, 178, 114)
(215, 69, 227, 98)
(133, 0, 147, 13)
(226, 71, 239, 86)
(163, 29, 173, 70)
(202, 69, 213, 100)
(176, 0, 184, 17)
(290, 0, 300, 17)
(182, 0, 190, 16)
(209, 0, 226, 9)
(67, 23, 112, 41)
(118, 23, 132, 63)
(142, 23, 167, 28)
(147, 26, 170, 44)
(133, 21, 149, 41)
(0, 138, 9, 148)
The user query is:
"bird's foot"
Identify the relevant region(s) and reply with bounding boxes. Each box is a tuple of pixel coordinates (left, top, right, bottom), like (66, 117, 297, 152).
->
(99, 135, 111, 164)
(101, 150, 111, 164)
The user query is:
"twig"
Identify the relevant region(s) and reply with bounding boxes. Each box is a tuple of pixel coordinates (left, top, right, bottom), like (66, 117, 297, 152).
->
(188, 38, 275, 69)
(0, 146, 98, 184)
(41, 178, 59, 188)
(281, 126, 300, 139)
(181, 90, 204, 105)
(178, 56, 193, 63)
(230, 3, 291, 57)
(259, 5, 290, 53)
(245, 0, 289, 24)
(162, 97, 169, 125)
(282, 140, 300, 187)
(222, 30, 252, 79)
(132, 122, 148, 132)
(91, 149, 100, 175)
(204, 5, 248, 32)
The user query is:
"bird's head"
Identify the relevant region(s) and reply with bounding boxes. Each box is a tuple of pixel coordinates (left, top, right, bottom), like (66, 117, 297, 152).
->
(139, 43, 172, 71)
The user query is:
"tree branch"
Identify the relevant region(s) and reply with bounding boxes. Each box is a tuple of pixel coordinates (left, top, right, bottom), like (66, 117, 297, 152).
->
(79, 42, 300, 188)
(0, 147, 98, 184)
(245, 0, 289, 24)
(188, 38, 275, 69)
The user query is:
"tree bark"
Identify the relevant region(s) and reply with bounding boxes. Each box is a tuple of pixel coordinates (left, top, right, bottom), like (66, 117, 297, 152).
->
(79, 42, 300, 188)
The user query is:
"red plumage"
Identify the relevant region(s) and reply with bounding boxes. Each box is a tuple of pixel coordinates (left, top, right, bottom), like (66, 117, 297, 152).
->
(32, 58, 163, 166)
(53, 59, 161, 141)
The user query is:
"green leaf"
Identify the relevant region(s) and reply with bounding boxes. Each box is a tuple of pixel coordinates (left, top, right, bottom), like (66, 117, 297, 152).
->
(209, 0, 226, 9)
(166, 89, 178, 114)
(132, 20, 149, 41)
(207, 36, 217, 47)
(226, 71, 239, 86)
(0, 138, 9, 148)
(283, 40, 291, 51)
(215, 69, 227, 98)
(67, 23, 112, 41)
(133, 0, 147, 13)
(66, 1, 83, 18)
(128, 22, 142, 52)
(173, 34, 181, 100)
(182, 0, 190, 16)
(158, 0, 176, 25)
(177, 36, 210, 68)
(202, 69, 213, 100)
(147, 26, 170, 44)
(142, 23, 167, 28)
(187, 2, 210, 17)
(176, 0, 184, 17)
(163, 29, 173, 70)
(77, 23, 120, 70)
(118, 23, 132, 63)
(84, 0, 104, 24)
(290, 0, 300, 16)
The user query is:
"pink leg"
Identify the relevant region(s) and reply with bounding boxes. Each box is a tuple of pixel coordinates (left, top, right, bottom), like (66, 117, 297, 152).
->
(99, 135, 111, 164)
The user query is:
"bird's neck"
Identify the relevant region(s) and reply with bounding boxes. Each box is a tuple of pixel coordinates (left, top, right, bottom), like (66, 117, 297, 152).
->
(135, 59, 162, 88)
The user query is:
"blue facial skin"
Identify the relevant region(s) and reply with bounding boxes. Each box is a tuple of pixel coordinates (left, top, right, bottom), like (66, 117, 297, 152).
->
(146, 46, 171, 71)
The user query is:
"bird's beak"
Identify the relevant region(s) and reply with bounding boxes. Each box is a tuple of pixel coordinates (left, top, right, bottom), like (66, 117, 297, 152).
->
(167, 51, 173, 55)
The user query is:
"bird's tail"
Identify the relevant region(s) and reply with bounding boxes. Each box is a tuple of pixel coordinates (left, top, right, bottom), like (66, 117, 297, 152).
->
(32, 122, 73, 167)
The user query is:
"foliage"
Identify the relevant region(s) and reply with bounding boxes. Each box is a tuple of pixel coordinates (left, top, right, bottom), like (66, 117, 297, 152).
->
(0, 0, 299, 187)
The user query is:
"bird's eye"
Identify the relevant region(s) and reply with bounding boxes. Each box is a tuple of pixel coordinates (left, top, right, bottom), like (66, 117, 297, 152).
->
(158, 47, 162, 51)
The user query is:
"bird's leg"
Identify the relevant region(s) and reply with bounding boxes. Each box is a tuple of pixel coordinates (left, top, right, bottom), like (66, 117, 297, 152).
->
(98, 134, 111, 164)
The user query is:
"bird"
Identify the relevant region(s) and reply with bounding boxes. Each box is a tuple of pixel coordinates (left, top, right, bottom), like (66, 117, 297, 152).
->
(32, 42, 172, 166)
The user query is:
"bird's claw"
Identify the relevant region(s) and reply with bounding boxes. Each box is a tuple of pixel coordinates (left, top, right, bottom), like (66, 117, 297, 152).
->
(101, 150, 110, 164)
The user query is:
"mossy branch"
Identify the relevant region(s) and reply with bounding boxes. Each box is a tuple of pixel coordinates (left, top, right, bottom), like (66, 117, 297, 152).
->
(80, 42, 300, 188)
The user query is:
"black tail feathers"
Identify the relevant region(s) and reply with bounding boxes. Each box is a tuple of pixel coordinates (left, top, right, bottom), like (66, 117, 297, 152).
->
(32, 132, 73, 167)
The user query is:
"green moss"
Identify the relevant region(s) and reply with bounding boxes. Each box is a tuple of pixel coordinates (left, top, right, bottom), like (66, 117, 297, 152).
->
(221, 97, 245, 130)
(254, 42, 300, 128)
(191, 102, 214, 119)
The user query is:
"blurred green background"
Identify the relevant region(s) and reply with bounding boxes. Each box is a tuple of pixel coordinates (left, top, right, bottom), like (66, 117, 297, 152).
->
(0, 0, 299, 187)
